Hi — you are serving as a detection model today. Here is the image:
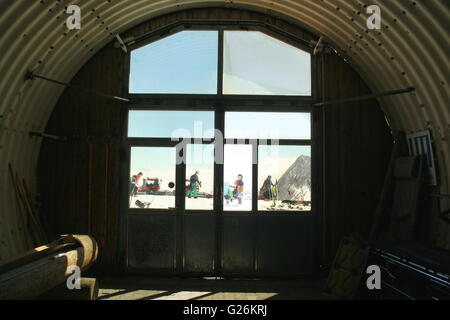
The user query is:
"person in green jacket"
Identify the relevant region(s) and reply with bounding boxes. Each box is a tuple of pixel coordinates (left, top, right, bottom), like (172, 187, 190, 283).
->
(224, 182, 234, 205)
(187, 171, 201, 198)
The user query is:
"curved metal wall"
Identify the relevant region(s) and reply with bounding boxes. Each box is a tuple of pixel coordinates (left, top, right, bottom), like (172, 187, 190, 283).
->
(0, 0, 449, 260)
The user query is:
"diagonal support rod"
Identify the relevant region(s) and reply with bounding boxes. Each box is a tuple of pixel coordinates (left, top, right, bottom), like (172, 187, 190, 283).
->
(315, 87, 415, 107)
(26, 71, 130, 102)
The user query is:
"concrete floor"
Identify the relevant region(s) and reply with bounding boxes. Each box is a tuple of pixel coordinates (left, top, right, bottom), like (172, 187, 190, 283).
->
(97, 276, 328, 300)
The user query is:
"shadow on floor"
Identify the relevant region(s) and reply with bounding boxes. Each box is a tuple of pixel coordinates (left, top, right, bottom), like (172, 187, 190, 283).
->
(96, 276, 328, 300)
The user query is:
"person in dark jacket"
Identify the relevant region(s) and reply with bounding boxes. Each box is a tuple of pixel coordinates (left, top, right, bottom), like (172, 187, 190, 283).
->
(261, 175, 274, 200)
(130, 172, 143, 197)
(188, 171, 201, 198)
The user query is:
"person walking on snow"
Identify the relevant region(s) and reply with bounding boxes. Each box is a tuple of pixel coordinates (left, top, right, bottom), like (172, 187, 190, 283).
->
(130, 172, 143, 197)
(261, 175, 274, 200)
(234, 174, 244, 205)
(224, 182, 234, 204)
(188, 171, 201, 198)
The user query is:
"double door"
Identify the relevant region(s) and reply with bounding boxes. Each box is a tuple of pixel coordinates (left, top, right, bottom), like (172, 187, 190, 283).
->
(125, 143, 314, 276)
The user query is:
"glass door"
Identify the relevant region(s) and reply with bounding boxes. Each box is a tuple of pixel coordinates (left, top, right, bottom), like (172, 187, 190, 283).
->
(128, 146, 176, 210)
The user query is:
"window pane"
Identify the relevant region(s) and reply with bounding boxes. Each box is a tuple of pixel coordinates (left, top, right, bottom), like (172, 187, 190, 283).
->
(130, 31, 218, 94)
(258, 145, 311, 211)
(128, 110, 215, 139)
(185, 144, 215, 210)
(129, 147, 176, 209)
(223, 31, 311, 95)
(224, 144, 253, 211)
(225, 112, 311, 140)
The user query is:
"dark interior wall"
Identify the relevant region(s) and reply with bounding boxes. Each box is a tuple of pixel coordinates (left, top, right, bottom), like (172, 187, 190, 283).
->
(37, 44, 124, 270)
(320, 53, 393, 262)
(37, 8, 393, 272)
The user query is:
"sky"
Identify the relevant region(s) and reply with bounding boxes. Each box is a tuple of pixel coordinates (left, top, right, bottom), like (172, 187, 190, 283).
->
(130, 31, 218, 94)
(223, 31, 311, 95)
(129, 110, 311, 140)
(225, 112, 311, 140)
(129, 30, 311, 95)
(128, 110, 215, 138)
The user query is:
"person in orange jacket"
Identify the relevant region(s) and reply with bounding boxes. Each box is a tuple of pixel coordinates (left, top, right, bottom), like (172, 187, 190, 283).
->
(234, 174, 244, 205)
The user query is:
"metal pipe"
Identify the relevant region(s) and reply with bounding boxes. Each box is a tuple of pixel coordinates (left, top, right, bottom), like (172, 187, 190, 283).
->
(313, 36, 324, 55)
(115, 34, 128, 53)
(315, 87, 415, 107)
(29, 131, 67, 142)
(26, 71, 130, 102)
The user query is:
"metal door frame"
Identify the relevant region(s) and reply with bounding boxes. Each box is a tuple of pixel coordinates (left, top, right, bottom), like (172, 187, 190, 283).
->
(118, 22, 323, 276)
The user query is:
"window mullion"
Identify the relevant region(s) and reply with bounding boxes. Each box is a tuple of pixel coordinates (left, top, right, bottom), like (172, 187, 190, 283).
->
(217, 29, 224, 96)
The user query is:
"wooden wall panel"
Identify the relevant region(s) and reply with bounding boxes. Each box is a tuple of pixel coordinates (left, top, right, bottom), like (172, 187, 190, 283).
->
(37, 41, 124, 271)
(321, 53, 393, 263)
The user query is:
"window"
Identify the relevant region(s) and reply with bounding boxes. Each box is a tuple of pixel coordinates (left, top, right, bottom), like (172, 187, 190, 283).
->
(223, 31, 311, 95)
(129, 31, 218, 94)
(128, 110, 215, 139)
(127, 26, 315, 214)
(129, 147, 176, 210)
(258, 145, 311, 211)
(225, 112, 311, 140)
(129, 30, 311, 96)
(185, 144, 215, 210)
(224, 144, 253, 211)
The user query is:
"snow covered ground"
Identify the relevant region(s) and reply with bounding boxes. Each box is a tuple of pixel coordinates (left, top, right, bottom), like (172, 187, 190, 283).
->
(130, 195, 175, 209)
(186, 197, 214, 210)
(258, 200, 311, 211)
(130, 195, 310, 211)
(223, 199, 252, 211)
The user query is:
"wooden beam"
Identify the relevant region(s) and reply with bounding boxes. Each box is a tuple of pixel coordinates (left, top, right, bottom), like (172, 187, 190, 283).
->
(0, 235, 98, 300)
